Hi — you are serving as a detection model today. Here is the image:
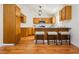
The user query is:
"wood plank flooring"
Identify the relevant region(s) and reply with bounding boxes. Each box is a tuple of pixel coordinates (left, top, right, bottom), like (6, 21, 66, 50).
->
(0, 36, 79, 54)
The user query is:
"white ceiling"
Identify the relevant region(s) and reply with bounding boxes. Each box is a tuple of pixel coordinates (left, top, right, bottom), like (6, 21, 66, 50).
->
(18, 4, 65, 17)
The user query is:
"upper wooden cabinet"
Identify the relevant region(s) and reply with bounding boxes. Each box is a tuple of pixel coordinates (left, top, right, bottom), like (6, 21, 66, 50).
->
(33, 18, 40, 24)
(50, 17, 56, 24)
(16, 6, 21, 17)
(60, 7, 66, 20)
(21, 13, 26, 23)
(42, 18, 51, 24)
(60, 5, 72, 21)
(3, 4, 21, 44)
(65, 6, 72, 19)
(33, 17, 56, 24)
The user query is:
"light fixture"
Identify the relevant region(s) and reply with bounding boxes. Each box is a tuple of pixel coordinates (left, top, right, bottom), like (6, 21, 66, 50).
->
(38, 5, 42, 17)
(39, 5, 42, 8)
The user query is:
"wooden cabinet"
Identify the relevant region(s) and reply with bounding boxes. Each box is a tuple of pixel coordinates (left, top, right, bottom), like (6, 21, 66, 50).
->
(50, 17, 56, 24)
(60, 5, 72, 21)
(33, 18, 40, 24)
(28, 28, 34, 35)
(21, 28, 28, 37)
(21, 13, 26, 23)
(42, 18, 51, 24)
(33, 17, 56, 24)
(3, 4, 21, 44)
(65, 6, 72, 19)
(21, 27, 35, 37)
(32, 28, 35, 35)
(28, 28, 32, 35)
(60, 7, 66, 20)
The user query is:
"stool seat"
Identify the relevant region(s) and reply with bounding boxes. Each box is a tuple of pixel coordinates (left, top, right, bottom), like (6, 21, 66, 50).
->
(35, 31, 45, 35)
(59, 31, 70, 35)
(47, 32, 58, 35)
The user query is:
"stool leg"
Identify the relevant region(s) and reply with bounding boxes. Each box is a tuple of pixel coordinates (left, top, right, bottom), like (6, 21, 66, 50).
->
(61, 40, 62, 45)
(47, 36, 50, 45)
(59, 40, 61, 44)
(43, 40, 44, 44)
(56, 35, 58, 45)
(36, 40, 37, 44)
(47, 39, 49, 45)
(56, 40, 57, 45)
(54, 40, 55, 44)
(61, 35, 62, 45)
(69, 35, 71, 45)
(69, 40, 70, 45)
(48, 40, 49, 45)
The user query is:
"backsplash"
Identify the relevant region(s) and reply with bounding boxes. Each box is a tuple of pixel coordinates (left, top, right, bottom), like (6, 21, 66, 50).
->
(60, 20, 72, 27)
(34, 24, 51, 28)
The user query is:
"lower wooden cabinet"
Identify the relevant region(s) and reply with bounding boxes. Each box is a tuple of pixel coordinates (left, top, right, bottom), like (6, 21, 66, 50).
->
(32, 28, 35, 35)
(21, 28, 28, 37)
(21, 27, 35, 37)
(28, 28, 33, 35)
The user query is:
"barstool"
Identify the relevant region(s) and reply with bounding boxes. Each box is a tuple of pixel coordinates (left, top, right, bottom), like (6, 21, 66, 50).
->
(59, 31, 71, 45)
(47, 32, 58, 45)
(35, 31, 45, 44)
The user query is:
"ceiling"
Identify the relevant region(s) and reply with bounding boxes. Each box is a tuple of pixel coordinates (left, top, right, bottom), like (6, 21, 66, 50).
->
(18, 4, 65, 17)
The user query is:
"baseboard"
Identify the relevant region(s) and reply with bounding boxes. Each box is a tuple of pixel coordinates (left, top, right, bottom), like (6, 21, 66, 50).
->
(71, 42, 79, 48)
(0, 43, 15, 47)
(3, 44, 15, 46)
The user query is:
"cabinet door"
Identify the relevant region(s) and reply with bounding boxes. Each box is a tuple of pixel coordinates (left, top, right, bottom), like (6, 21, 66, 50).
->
(16, 16, 21, 42)
(3, 4, 16, 43)
(51, 17, 56, 24)
(21, 28, 28, 37)
(21, 13, 26, 23)
(60, 5, 72, 21)
(43, 18, 51, 24)
(15, 6, 21, 43)
(16, 6, 20, 17)
(32, 28, 35, 35)
(65, 6, 72, 20)
(61, 7, 66, 20)
(28, 28, 33, 35)
(33, 18, 40, 24)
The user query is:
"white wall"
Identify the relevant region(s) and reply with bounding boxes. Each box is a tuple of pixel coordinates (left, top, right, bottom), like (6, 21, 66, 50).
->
(70, 5, 79, 47)
(19, 4, 79, 47)
(18, 4, 64, 27)
(60, 5, 79, 47)
(0, 4, 3, 43)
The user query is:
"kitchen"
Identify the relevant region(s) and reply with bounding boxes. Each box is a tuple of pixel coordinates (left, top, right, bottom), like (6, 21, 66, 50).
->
(21, 4, 71, 45)
(1, 4, 79, 54)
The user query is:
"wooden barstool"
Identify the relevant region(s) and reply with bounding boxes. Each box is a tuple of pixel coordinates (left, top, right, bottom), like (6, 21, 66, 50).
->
(59, 31, 71, 45)
(47, 32, 58, 45)
(35, 31, 45, 44)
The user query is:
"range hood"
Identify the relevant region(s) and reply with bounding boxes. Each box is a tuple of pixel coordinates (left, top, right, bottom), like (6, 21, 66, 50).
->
(39, 20, 45, 24)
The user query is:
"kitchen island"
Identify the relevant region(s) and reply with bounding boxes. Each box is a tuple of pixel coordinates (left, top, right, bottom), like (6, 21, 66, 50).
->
(34, 27, 71, 40)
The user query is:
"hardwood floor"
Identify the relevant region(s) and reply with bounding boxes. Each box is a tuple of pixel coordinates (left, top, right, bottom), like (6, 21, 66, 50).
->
(0, 36, 79, 54)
